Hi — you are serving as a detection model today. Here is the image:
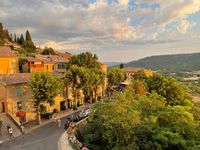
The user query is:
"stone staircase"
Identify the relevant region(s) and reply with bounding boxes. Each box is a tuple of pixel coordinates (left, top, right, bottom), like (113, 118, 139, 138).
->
(0, 113, 21, 144)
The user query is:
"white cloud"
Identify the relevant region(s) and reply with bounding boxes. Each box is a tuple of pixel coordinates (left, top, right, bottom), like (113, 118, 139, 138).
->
(177, 20, 196, 34)
(0, 0, 200, 61)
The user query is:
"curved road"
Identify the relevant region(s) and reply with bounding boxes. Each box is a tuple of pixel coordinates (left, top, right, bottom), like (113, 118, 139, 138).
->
(0, 112, 79, 150)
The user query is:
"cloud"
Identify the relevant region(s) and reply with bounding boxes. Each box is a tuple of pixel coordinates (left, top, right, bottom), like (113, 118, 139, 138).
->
(177, 20, 196, 34)
(0, 0, 200, 61)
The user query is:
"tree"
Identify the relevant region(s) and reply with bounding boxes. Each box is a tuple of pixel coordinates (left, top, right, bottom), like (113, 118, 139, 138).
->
(78, 84, 200, 150)
(66, 65, 85, 109)
(14, 33, 17, 42)
(67, 52, 100, 69)
(41, 46, 56, 55)
(107, 67, 125, 96)
(18, 34, 25, 45)
(132, 70, 148, 81)
(29, 73, 63, 124)
(146, 73, 192, 106)
(9, 33, 13, 42)
(23, 30, 36, 53)
(25, 30, 32, 41)
(119, 63, 124, 69)
(131, 80, 147, 96)
(66, 52, 105, 104)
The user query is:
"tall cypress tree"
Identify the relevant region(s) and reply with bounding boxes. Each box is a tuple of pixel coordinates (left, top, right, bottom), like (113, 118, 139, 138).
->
(0, 23, 3, 31)
(9, 33, 13, 42)
(18, 34, 25, 45)
(25, 30, 32, 41)
(14, 33, 17, 42)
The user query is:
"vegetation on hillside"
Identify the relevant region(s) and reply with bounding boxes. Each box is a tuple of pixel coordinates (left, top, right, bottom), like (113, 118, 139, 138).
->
(0, 22, 36, 54)
(125, 53, 200, 74)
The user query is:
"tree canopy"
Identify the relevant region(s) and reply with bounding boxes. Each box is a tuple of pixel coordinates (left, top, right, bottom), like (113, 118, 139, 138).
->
(78, 82, 200, 150)
(41, 46, 56, 55)
(29, 72, 63, 124)
(66, 52, 106, 107)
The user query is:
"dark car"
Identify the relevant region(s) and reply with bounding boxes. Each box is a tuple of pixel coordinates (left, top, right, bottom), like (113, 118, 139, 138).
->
(68, 113, 81, 122)
(64, 119, 71, 129)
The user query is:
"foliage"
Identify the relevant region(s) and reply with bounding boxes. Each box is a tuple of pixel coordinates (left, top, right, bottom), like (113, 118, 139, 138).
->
(146, 73, 192, 106)
(18, 58, 27, 73)
(125, 53, 200, 74)
(107, 67, 125, 95)
(131, 80, 147, 96)
(29, 73, 63, 124)
(107, 67, 125, 87)
(67, 52, 100, 69)
(41, 46, 56, 55)
(119, 63, 124, 69)
(132, 70, 148, 81)
(66, 52, 105, 105)
(79, 83, 200, 150)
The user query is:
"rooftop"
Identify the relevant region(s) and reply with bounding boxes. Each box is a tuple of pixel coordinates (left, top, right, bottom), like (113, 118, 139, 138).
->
(35, 54, 68, 64)
(123, 67, 149, 73)
(0, 73, 31, 85)
(0, 46, 17, 57)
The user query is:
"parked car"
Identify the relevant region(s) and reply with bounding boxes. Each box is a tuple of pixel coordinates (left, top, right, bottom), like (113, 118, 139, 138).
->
(68, 113, 81, 122)
(64, 118, 71, 129)
(80, 109, 91, 118)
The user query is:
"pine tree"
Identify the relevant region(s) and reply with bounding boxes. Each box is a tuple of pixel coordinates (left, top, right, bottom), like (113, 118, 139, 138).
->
(25, 30, 32, 41)
(14, 33, 17, 42)
(18, 34, 25, 45)
(120, 63, 124, 69)
(0, 23, 3, 31)
(9, 33, 13, 42)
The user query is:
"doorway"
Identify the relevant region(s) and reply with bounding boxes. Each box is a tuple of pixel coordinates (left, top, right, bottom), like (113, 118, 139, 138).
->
(60, 101, 66, 111)
(2, 102, 5, 112)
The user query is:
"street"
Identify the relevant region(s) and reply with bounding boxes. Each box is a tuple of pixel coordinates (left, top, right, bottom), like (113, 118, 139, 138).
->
(0, 111, 80, 150)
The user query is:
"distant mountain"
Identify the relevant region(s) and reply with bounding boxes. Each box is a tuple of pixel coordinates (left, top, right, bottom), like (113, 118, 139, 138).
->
(125, 53, 200, 72)
(104, 62, 121, 67)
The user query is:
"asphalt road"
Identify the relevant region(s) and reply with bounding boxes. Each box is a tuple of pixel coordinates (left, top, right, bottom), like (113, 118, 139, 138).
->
(0, 111, 80, 150)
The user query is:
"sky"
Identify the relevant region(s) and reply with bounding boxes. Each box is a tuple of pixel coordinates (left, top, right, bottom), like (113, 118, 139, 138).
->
(0, 0, 200, 62)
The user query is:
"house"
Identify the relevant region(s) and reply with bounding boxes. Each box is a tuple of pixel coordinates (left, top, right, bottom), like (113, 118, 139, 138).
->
(0, 46, 19, 74)
(35, 55, 68, 74)
(123, 67, 153, 84)
(24, 57, 45, 73)
(22, 54, 68, 74)
(0, 73, 67, 124)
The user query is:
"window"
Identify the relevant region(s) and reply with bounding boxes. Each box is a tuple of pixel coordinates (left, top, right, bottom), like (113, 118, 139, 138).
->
(17, 101, 22, 110)
(16, 86, 22, 97)
(46, 65, 49, 70)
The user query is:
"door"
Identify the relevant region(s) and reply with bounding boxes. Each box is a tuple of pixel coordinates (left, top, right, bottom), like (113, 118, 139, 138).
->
(60, 101, 66, 111)
(2, 102, 5, 112)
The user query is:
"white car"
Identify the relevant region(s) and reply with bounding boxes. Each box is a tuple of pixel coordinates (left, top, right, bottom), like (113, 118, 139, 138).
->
(81, 109, 91, 118)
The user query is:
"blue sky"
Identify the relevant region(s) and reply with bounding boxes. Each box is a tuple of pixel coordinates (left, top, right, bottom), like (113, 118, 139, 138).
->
(0, 0, 200, 62)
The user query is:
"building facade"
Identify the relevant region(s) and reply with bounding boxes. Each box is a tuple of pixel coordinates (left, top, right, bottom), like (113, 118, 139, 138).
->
(0, 73, 66, 124)
(0, 46, 19, 74)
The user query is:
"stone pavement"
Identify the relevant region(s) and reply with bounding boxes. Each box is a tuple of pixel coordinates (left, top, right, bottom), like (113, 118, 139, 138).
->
(58, 132, 73, 150)
(0, 113, 21, 144)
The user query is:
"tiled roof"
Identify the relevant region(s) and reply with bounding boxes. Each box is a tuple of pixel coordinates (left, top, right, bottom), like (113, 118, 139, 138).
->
(55, 51, 72, 59)
(0, 73, 31, 85)
(35, 54, 68, 63)
(123, 67, 147, 73)
(0, 46, 17, 57)
(26, 57, 42, 62)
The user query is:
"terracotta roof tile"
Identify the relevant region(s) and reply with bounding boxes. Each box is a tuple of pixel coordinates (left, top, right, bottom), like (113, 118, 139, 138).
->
(0, 73, 31, 85)
(0, 46, 17, 57)
(123, 67, 147, 73)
